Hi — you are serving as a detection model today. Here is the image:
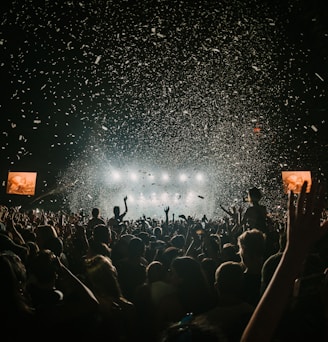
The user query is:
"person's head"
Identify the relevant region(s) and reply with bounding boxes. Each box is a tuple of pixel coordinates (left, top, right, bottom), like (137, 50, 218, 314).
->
(43, 236, 64, 257)
(146, 261, 165, 283)
(221, 243, 241, 263)
(0, 251, 27, 295)
(169, 256, 203, 284)
(26, 241, 39, 259)
(138, 231, 150, 246)
(84, 254, 122, 299)
(128, 236, 145, 259)
(113, 206, 120, 216)
(0, 251, 34, 316)
(153, 226, 163, 238)
(208, 234, 222, 254)
(247, 187, 262, 203)
(238, 229, 266, 271)
(215, 261, 244, 297)
(87, 240, 112, 258)
(34, 224, 58, 249)
(28, 249, 58, 286)
(261, 253, 283, 294)
(91, 207, 100, 218)
(93, 224, 111, 245)
(170, 234, 185, 250)
(0, 232, 29, 262)
(159, 246, 182, 272)
(110, 234, 134, 262)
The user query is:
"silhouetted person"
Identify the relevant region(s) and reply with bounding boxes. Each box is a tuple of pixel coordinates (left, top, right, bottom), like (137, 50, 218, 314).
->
(86, 208, 106, 239)
(109, 196, 128, 236)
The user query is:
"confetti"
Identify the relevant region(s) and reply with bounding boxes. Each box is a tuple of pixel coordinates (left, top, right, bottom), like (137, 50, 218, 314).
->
(0, 0, 326, 219)
(315, 73, 324, 82)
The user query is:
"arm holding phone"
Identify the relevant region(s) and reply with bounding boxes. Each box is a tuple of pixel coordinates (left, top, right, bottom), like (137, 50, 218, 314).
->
(241, 179, 328, 342)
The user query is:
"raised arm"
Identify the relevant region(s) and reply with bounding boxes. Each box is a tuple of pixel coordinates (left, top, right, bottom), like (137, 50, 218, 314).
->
(241, 180, 328, 342)
(163, 206, 170, 236)
(123, 196, 128, 213)
(53, 256, 99, 319)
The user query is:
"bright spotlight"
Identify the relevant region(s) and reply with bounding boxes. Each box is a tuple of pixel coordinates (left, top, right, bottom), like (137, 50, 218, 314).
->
(196, 173, 203, 181)
(112, 171, 121, 181)
(162, 173, 169, 181)
(130, 172, 138, 181)
(179, 173, 187, 182)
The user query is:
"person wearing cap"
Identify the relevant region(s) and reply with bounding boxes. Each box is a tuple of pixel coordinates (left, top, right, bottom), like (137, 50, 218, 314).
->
(232, 187, 269, 238)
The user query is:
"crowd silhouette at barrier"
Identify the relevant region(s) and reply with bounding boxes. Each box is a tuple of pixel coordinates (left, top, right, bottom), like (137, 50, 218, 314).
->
(1, 182, 328, 341)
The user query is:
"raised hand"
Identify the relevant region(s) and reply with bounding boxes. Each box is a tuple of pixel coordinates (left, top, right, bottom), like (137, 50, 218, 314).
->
(287, 179, 328, 258)
(241, 179, 328, 342)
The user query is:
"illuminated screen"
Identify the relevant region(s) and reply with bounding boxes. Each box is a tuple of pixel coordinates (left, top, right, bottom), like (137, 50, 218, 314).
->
(6, 171, 37, 196)
(281, 171, 312, 194)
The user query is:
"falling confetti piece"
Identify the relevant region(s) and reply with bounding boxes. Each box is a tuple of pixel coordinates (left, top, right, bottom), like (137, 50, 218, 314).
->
(315, 73, 324, 82)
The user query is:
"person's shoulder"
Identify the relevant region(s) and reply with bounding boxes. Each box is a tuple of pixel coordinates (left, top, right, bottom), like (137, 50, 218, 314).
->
(98, 217, 106, 224)
(244, 206, 255, 214)
(108, 217, 116, 223)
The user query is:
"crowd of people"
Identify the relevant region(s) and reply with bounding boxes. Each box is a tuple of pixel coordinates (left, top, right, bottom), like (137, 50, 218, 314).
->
(1, 181, 328, 341)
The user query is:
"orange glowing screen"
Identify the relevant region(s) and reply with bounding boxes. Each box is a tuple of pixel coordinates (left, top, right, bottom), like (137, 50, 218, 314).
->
(281, 171, 312, 194)
(6, 172, 37, 196)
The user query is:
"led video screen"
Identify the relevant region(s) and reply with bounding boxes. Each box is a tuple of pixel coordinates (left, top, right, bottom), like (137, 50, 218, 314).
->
(281, 170, 312, 194)
(6, 171, 37, 196)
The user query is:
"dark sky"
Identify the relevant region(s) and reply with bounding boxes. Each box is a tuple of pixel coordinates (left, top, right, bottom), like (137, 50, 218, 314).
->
(0, 0, 327, 215)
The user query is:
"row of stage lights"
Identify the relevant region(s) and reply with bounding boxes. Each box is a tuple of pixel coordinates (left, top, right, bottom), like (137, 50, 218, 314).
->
(107, 170, 206, 183)
(124, 190, 206, 204)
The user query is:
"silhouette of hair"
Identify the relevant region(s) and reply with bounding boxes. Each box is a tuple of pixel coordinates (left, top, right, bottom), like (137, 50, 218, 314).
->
(91, 208, 100, 218)
(248, 187, 262, 202)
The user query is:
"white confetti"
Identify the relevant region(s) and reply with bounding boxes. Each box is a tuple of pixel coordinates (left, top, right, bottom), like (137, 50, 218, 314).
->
(0, 0, 326, 220)
(315, 73, 324, 82)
